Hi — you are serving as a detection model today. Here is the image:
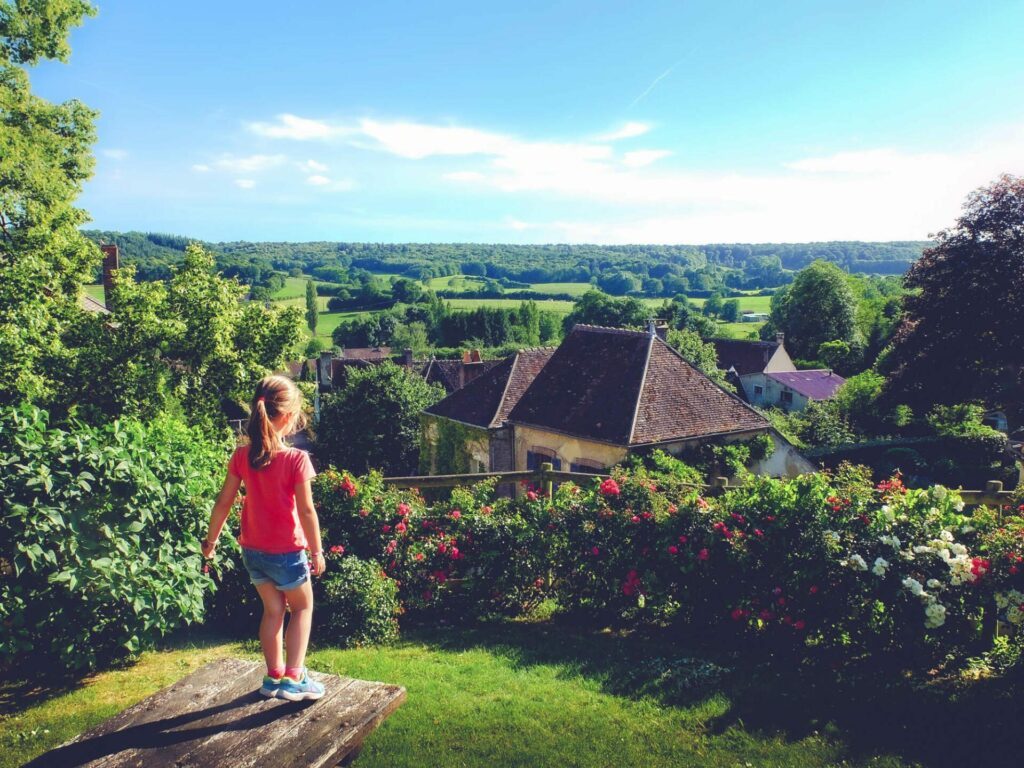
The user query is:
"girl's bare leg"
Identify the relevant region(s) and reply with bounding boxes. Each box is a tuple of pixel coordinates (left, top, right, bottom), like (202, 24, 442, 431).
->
(255, 582, 287, 672)
(282, 579, 314, 672)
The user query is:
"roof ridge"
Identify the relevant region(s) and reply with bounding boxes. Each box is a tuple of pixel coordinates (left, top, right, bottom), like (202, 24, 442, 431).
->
(490, 353, 521, 428)
(572, 323, 648, 336)
(627, 331, 656, 444)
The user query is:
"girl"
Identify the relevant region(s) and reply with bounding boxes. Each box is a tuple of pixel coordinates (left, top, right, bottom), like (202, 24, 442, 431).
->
(202, 374, 327, 701)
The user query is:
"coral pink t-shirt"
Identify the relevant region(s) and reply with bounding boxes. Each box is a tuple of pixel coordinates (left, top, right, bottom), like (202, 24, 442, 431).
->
(228, 445, 316, 554)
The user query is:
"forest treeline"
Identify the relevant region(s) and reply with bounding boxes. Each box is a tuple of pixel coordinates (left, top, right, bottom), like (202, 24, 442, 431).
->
(83, 230, 926, 296)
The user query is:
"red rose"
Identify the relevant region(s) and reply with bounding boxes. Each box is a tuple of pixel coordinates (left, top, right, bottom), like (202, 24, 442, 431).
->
(526, 491, 538, 501)
(809, 585, 820, 595)
(668, 545, 678, 555)
(698, 548, 710, 561)
(678, 535, 688, 543)
(766, 515, 776, 522)
(1011, 566, 1019, 575)
(667, 504, 678, 514)
(534, 578, 544, 588)
(329, 545, 345, 554)
(754, 529, 764, 538)
(591, 546, 600, 556)
(793, 619, 806, 631)
(415, 552, 425, 561)
(395, 521, 407, 533)
(631, 515, 640, 523)
(382, 524, 392, 533)
(359, 508, 369, 517)
(730, 608, 747, 621)
(450, 547, 460, 559)
(397, 503, 411, 517)
(600, 478, 621, 497)
(450, 510, 462, 520)
(481, 506, 493, 515)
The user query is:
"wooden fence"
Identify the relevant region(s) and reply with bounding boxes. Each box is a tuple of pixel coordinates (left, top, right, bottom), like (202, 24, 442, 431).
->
(383, 463, 1016, 509)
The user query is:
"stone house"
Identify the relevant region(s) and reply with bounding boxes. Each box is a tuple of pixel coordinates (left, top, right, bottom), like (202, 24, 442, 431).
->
(422, 324, 812, 478)
(744, 369, 846, 411)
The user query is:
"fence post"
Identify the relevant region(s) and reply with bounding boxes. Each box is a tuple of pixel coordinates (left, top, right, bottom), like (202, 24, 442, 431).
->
(540, 462, 554, 498)
(712, 477, 729, 494)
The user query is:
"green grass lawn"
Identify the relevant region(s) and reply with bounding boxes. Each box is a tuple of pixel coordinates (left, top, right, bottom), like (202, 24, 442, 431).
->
(83, 284, 105, 303)
(714, 321, 766, 339)
(7, 619, 1017, 768)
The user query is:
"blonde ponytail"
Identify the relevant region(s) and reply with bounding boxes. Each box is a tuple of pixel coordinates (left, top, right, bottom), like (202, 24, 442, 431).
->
(246, 375, 306, 469)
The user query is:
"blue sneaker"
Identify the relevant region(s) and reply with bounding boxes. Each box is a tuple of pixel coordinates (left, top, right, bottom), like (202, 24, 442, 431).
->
(278, 668, 325, 701)
(259, 674, 283, 698)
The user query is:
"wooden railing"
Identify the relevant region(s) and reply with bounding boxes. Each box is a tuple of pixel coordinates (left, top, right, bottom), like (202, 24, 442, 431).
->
(383, 464, 1017, 508)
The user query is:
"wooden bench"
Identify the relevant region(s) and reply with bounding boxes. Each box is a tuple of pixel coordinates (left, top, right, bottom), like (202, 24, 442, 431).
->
(26, 659, 405, 767)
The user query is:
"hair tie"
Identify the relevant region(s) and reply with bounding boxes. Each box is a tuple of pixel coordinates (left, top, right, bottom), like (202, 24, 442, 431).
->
(257, 396, 265, 404)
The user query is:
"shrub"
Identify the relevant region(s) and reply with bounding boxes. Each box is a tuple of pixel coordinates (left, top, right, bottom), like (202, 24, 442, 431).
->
(318, 555, 399, 646)
(0, 405, 229, 673)
(313, 459, 1009, 674)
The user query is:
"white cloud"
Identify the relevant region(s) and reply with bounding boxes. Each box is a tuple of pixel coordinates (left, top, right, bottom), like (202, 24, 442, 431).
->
(306, 174, 331, 186)
(216, 154, 287, 173)
(102, 148, 129, 160)
(622, 149, 672, 168)
(505, 217, 532, 231)
(305, 175, 355, 192)
(596, 122, 651, 141)
(236, 111, 1024, 241)
(302, 159, 329, 172)
(247, 113, 343, 140)
(191, 163, 210, 173)
(234, 179, 256, 189)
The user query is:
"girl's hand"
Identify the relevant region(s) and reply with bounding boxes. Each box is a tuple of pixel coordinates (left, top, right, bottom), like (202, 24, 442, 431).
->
(201, 539, 217, 559)
(310, 551, 326, 577)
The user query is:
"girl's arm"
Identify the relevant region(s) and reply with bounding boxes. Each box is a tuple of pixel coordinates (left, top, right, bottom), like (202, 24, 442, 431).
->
(295, 478, 326, 576)
(203, 471, 242, 558)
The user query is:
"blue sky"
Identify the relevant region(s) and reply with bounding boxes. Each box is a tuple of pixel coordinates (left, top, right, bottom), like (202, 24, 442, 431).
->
(31, 0, 1024, 243)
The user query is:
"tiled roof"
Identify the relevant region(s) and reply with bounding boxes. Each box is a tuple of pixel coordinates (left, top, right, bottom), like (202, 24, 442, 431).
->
(766, 370, 846, 400)
(340, 347, 391, 361)
(423, 358, 502, 394)
(711, 338, 780, 376)
(423, 348, 554, 428)
(79, 293, 110, 314)
(508, 325, 769, 446)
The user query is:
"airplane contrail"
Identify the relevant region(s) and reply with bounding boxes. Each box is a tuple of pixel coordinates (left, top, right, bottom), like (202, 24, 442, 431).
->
(629, 60, 682, 108)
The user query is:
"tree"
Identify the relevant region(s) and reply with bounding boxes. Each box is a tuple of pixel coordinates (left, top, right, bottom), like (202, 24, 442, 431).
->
(65, 245, 304, 427)
(666, 328, 731, 389)
(562, 290, 648, 334)
(0, 0, 98, 404)
(391, 321, 430, 356)
(305, 279, 318, 333)
(762, 261, 858, 360)
(316, 362, 444, 475)
(883, 175, 1024, 413)
(720, 298, 741, 323)
(703, 293, 724, 317)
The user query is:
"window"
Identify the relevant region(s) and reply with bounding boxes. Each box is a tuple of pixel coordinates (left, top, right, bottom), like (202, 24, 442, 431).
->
(570, 459, 605, 474)
(527, 448, 561, 471)
(780, 390, 793, 405)
(753, 385, 763, 396)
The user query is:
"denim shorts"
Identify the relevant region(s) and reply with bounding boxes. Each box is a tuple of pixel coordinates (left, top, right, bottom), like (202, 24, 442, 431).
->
(241, 548, 310, 591)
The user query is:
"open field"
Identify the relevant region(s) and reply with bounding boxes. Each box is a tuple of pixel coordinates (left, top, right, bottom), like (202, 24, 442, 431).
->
(0, 623, 934, 768)
(83, 284, 105, 303)
(443, 297, 577, 314)
(526, 281, 595, 296)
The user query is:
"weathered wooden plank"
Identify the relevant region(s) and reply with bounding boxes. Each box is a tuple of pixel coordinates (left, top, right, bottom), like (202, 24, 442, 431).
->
(24, 659, 261, 768)
(169, 674, 366, 767)
(26, 660, 406, 768)
(293, 683, 407, 768)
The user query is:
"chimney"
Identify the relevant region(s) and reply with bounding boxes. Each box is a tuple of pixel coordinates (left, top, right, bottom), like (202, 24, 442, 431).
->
(402, 348, 414, 367)
(318, 351, 334, 389)
(775, 332, 785, 346)
(647, 318, 657, 337)
(654, 322, 669, 341)
(101, 244, 119, 311)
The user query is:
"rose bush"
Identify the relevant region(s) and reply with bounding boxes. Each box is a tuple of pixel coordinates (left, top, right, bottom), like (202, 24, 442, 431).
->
(311, 459, 1018, 671)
